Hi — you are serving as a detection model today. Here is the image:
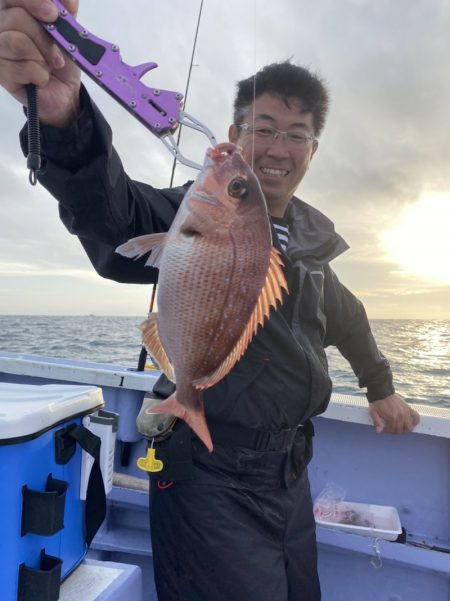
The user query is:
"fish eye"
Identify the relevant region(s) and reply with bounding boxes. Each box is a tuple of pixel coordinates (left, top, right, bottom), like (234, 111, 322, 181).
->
(228, 177, 248, 199)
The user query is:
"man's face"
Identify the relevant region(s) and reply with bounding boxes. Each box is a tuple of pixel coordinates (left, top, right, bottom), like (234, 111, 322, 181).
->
(229, 93, 318, 217)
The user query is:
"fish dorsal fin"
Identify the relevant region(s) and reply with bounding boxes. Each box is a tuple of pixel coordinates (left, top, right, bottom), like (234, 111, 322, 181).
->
(141, 313, 175, 382)
(193, 247, 288, 391)
(116, 233, 166, 268)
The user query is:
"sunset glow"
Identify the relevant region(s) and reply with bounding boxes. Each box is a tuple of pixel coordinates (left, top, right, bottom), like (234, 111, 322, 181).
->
(381, 194, 450, 285)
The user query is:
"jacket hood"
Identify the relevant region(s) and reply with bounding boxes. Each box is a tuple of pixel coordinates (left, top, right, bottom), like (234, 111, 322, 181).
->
(284, 196, 349, 264)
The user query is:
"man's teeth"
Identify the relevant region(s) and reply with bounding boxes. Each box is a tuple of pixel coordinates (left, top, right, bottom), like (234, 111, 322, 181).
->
(260, 167, 289, 177)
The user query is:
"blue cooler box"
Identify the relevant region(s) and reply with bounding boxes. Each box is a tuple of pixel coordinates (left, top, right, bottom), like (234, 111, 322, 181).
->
(0, 383, 104, 601)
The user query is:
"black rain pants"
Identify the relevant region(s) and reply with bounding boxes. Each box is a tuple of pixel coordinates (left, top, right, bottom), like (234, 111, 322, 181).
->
(149, 436, 321, 601)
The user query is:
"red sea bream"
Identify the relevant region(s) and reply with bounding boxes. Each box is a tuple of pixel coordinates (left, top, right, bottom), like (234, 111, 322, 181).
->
(116, 143, 288, 451)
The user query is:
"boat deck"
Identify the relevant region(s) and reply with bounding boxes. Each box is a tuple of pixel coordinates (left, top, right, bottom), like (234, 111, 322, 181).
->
(0, 352, 448, 601)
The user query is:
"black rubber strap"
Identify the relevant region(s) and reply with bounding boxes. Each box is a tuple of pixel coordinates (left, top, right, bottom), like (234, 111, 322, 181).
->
(55, 424, 106, 546)
(67, 425, 106, 546)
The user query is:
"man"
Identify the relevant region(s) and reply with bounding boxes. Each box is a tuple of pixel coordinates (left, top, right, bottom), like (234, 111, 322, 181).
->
(0, 2, 420, 599)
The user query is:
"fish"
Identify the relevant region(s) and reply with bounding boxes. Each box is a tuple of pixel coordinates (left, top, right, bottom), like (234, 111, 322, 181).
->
(116, 142, 288, 452)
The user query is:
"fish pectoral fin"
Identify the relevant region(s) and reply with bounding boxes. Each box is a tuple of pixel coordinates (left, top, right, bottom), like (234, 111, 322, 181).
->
(148, 394, 213, 452)
(193, 247, 288, 392)
(115, 232, 166, 268)
(141, 313, 175, 382)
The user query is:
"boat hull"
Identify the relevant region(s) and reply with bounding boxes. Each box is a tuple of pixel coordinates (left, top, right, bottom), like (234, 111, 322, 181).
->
(0, 353, 448, 601)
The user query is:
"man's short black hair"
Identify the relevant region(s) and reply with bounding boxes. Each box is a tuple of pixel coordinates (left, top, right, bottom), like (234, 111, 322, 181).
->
(233, 61, 329, 136)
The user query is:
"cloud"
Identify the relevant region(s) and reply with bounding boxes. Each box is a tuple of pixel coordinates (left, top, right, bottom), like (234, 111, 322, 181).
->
(1, 0, 450, 317)
(0, 261, 100, 280)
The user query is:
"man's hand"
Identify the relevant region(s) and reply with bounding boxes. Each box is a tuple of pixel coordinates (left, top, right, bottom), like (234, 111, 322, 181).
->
(0, 0, 81, 126)
(368, 393, 420, 434)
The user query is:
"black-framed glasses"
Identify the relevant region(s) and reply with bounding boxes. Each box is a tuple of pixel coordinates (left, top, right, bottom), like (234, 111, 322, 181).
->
(238, 123, 316, 148)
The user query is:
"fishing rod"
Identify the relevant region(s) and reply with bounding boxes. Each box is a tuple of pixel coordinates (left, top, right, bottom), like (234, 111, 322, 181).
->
(137, 283, 157, 372)
(141, 0, 205, 369)
(169, 0, 205, 188)
(139, 0, 205, 370)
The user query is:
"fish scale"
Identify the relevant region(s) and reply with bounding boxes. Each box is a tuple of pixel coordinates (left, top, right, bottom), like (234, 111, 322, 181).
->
(116, 143, 288, 451)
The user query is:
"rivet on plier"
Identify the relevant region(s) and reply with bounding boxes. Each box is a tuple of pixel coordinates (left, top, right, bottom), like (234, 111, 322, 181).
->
(39, 5, 217, 172)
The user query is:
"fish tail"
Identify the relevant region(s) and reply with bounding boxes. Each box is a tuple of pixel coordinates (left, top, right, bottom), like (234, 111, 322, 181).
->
(146, 393, 213, 453)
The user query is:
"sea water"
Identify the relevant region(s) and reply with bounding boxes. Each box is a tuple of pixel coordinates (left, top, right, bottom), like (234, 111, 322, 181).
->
(0, 316, 448, 408)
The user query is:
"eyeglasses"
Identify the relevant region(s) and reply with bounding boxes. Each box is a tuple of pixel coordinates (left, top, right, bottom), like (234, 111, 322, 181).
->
(238, 123, 316, 148)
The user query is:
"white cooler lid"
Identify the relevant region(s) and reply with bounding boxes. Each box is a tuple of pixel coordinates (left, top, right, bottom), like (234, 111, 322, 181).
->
(0, 383, 104, 440)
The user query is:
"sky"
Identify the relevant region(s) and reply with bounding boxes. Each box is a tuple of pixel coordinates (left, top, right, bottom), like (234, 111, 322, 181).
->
(1, 0, 450, 318)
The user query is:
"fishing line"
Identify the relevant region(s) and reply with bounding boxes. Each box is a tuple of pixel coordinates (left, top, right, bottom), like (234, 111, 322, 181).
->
(169, 0, 205, 188)
(251, 0, 257, 171)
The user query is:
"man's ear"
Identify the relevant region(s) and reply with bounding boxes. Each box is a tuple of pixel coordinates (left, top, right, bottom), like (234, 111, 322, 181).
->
(228, 124, 239, 144)
(310, 138, 319, 160)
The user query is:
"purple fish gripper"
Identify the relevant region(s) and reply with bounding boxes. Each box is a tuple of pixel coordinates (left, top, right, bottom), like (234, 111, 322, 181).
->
(42, 0, 217, 169)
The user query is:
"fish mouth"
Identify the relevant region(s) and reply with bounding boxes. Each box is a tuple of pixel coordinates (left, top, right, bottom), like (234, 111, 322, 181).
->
(206, 143, 240, 164)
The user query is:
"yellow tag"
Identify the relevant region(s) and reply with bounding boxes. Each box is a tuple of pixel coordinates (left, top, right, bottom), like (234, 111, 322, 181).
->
(137, 448, 164, 473)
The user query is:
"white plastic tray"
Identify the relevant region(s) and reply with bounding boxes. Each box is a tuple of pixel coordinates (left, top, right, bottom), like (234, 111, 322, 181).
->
(314, 501, 402, 541)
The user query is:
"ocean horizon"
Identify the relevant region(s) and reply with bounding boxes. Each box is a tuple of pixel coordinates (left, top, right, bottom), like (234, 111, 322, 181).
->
(0, 315, 449, 409)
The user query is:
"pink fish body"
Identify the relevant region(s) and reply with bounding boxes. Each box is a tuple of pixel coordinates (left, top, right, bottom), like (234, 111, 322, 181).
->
(116, 143, 287, 451)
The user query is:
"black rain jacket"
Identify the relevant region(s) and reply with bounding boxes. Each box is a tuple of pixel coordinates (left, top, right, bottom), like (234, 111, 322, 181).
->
(20, 86, 394, 438)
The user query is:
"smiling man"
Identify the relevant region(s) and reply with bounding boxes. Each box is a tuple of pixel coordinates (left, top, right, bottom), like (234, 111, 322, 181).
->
(230, 88, 319, 218)
(0, 1, 420, 597)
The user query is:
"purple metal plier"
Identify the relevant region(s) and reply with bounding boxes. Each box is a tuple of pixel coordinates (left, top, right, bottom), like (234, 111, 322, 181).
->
(41, 0, 217, 170)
